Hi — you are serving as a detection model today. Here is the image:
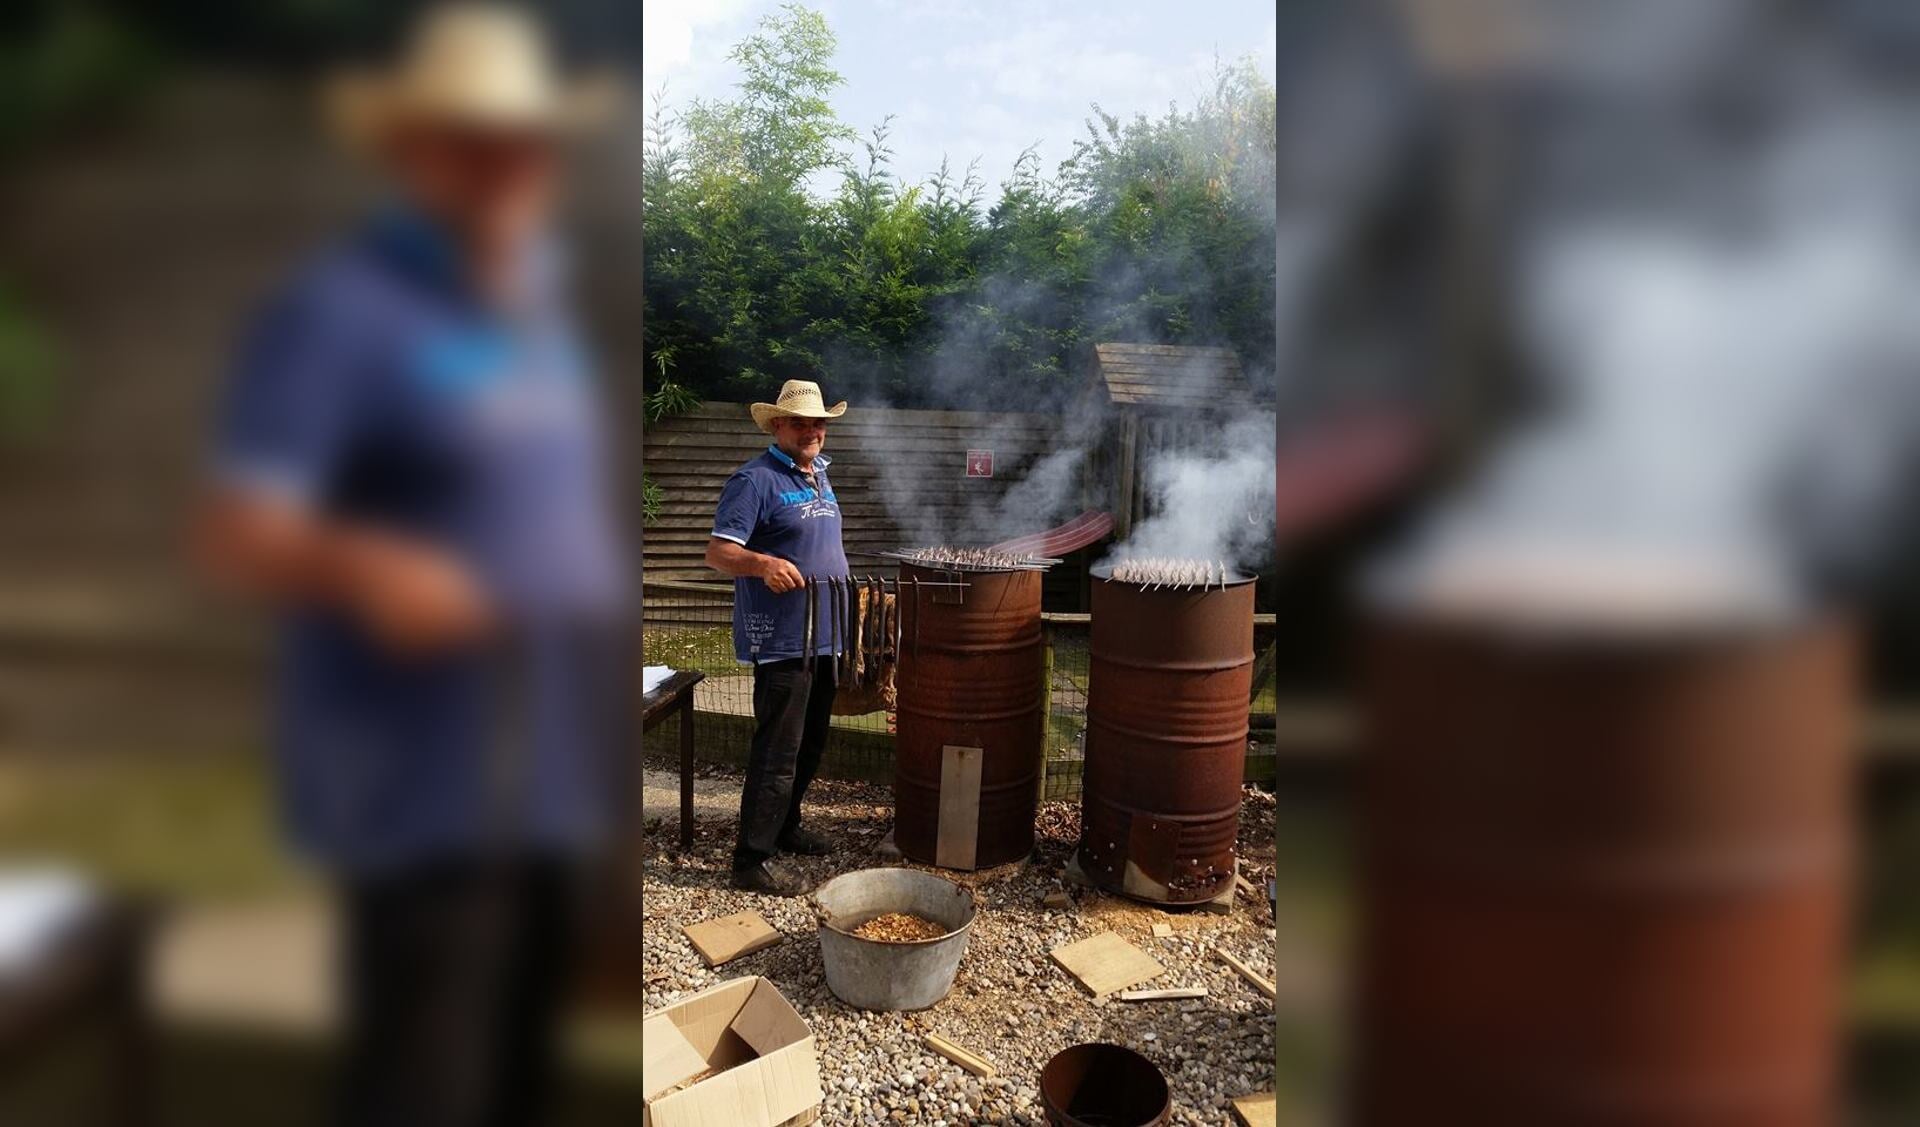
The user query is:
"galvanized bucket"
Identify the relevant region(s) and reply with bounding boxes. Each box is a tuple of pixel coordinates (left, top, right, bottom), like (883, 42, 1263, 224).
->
(813, 867, 976, 1011)
(1039, 1042, 1172, 1126)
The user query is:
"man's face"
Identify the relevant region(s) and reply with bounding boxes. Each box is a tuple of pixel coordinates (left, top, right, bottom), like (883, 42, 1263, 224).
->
(772, 416, 827, 463)
(386, 122, 560, 249)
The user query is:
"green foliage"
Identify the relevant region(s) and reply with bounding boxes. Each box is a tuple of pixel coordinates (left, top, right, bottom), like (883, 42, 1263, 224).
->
(0, 284, 57, 441)
(641, 473, 664, 524)
(0, 4, 164, 157)
(645, 376, 702, 423)
(643, 5, 1277, 408)
(0, 5, 161, 439)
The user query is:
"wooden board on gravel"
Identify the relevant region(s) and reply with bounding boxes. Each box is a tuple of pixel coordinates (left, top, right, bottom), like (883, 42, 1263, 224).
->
(1049, 931, 1164, 997)
(1231, 1091, 1278, 1126)
(682, 911, 783, 967)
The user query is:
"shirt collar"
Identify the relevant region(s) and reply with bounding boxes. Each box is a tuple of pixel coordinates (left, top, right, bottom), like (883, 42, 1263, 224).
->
(365, 200, 565, 312)
(766, 444, 829, 471)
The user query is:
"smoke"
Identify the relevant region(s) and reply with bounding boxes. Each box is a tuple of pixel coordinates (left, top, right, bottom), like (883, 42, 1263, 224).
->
(1379, 15, 1920, 624)
(834, 100, 1286, 557)
(861, 386, 1108, 551)
(1112, 411, 1278, 573)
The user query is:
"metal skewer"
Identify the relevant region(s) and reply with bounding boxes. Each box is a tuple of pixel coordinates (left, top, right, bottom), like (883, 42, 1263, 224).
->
(835, 576, 848, 681)
(802, 575, 814, 661)
(826, 577, 837, 676)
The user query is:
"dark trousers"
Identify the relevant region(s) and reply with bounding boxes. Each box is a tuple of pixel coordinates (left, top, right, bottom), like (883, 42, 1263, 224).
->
(337, 855, 581, 1127)
(734, 655, 838, 867)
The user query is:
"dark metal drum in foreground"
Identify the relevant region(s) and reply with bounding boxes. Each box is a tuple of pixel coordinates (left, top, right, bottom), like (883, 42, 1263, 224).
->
(1079, 568, 1256, 904)
(1039, 1042, 1172, 1127)
(893, 563, 1044, 870)
(1355, 614, 1858, 1127)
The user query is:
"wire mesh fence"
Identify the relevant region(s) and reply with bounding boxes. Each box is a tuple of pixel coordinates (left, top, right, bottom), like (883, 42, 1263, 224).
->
(641, 581, 1278, 800)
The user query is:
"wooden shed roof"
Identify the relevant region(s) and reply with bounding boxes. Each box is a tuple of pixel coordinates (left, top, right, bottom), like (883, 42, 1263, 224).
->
(1091, 343, 1252, 411)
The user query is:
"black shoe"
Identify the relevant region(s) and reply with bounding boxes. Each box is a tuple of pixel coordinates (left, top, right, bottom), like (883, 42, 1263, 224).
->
(731, 860, 806, 896)
(776, 826, 833, 856)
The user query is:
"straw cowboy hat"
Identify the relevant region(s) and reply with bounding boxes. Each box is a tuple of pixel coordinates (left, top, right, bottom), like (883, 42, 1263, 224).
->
(751, 380, 849, 433)
(326, 3, 621, 151)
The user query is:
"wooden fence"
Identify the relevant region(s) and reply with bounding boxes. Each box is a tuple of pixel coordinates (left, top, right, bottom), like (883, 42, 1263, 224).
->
(641, 403, 1079, 590)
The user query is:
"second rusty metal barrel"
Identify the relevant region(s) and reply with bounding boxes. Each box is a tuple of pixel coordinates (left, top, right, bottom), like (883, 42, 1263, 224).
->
(1355, 613, 1858, 1127)
(893, 563, 1044, 870)
(1079, 566, 1257, 904)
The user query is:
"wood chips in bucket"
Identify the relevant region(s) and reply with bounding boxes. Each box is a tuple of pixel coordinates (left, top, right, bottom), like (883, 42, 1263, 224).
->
(851, 912, 947, 942)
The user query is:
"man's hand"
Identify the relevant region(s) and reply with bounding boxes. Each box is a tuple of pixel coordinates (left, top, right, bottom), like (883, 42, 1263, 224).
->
(341, 534, 496, 656)
(193, 491, 495, 658)
(706, 536, 807, 592)
(757, 555, 806, 594)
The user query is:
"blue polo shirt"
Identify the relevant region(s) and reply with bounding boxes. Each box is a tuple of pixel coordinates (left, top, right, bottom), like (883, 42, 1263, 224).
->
(712, 445, 849, 663)
(212, 205, 632, 872)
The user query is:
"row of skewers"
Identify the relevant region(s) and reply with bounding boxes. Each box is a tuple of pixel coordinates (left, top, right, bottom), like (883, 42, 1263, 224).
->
(1103, 556, 1242, 590)
(878, 546, 1063, 572)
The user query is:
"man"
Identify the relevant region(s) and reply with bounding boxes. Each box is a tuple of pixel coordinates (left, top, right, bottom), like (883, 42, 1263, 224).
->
(705, 380, 849, 895)
(192, 6, 628, 1125)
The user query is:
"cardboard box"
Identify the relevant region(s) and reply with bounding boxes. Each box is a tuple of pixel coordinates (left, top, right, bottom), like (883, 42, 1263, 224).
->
(643, 976, 823, 1127)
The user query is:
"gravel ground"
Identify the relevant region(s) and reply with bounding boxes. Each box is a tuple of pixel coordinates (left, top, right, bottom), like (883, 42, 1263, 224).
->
(641, 762, 1278, 1125)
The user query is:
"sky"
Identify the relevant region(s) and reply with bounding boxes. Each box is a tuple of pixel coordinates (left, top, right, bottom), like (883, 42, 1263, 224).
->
(642, 0, 1278, 195)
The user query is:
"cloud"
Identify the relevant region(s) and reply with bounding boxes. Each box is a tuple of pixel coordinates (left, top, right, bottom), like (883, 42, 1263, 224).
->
(642, 0, 757, 97)
(648, 0, 1274, 192)
(944, 19, 1180, 104)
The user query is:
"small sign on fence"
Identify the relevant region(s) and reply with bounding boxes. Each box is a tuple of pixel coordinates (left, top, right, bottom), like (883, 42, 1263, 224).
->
(965, 450, 994, 478)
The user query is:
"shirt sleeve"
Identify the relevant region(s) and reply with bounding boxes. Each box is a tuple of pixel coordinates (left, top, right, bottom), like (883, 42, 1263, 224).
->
(710, 470, 761, 546)
(208, 276, 366, 506)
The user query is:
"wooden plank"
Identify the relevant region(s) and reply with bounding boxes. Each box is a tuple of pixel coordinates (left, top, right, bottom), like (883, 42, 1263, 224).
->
(1151, 923, 1174, 938)
(1117, 987, 1207, 1002)
(1219, 949, 1277, 1001)
(1050, 931, 1165, 997)
(1230, 1091, 1278, 1127)
(649, 427, 1049, 443)
(1096, 357, 1242, 373)
(1247, 642, 1278, 704)
(652, 413, 1060, 430)
(1097, 373, 1245, 390)
(682, 911, 784, 967)
(658, 417, 1060, 436)
(924, 1033, 996, 1078)
(1096, 365, 1243, 383)
(1095, 343, 1238, 360)
(641, 580, 734, 596)
(936, 745, 982, 870)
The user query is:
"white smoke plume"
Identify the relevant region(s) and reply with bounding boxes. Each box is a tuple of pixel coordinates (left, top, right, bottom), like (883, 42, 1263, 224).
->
(1382, 49, 1920, 626)
(1111, 411, 1278, 574)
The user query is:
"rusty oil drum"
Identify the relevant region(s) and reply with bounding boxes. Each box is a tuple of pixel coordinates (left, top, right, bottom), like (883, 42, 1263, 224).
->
(1079, 570, 1256, 904)
(893, 563, 1044, 870)
(1355, 615, 1858, 1127)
